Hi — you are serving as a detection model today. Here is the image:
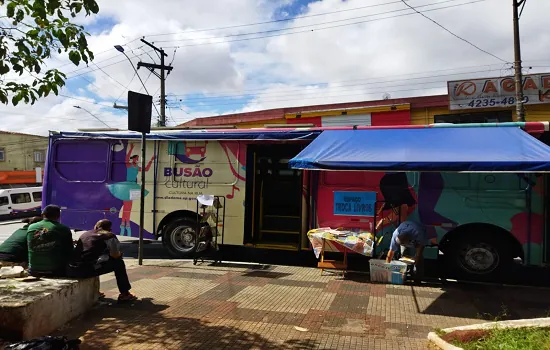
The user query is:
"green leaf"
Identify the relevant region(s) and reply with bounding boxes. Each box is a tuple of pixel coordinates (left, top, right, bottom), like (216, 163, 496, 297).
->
(27, 29, 40, 38)
(15, 9, 24, 22)
(84, 0, 99, 14)
(12, 93, 22, 106)
(68, 50, 81, 65)
(6, 2, 16, 18)
(0, 63, 9, 75)
(0, 90, 8, 104)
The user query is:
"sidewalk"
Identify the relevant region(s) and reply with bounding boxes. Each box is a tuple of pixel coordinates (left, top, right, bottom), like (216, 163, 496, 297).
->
(54, 259, 550, 349)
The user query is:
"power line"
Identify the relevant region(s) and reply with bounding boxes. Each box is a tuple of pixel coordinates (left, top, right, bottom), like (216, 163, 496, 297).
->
(155, 0, 474, 44)
(160, 0, 487, 49)
(58, 94, 115, 108)
(167, 64, 521, 100)
(146, 0, 404, 39)
(65, 49, 154, 80)
(169, 83, 449, 109)
(91, 60, 128, 90)
(114, 71, 137, 104)
(519, 0, 527, 18)
(400, 0, 508, 63)
(73, 105, 112, 128)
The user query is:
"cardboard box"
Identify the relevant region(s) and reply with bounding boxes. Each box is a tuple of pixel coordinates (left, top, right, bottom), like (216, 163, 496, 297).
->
(369, 259, 408, 285)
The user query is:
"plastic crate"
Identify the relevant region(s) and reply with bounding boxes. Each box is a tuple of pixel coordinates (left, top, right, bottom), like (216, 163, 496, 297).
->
(369, 259, 408, 285)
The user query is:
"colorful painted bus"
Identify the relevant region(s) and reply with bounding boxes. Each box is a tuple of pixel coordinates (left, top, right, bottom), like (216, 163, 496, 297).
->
(42, 122, 550, 278)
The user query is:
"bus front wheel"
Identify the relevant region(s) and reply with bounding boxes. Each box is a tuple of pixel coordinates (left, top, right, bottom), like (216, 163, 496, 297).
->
(162, 218, 197, 258)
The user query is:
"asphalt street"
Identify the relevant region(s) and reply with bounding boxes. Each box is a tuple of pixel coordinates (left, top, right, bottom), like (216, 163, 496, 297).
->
(0, 219, 168, 259)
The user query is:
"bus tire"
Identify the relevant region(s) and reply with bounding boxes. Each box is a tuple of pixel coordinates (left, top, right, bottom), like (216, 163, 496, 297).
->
(446, 232, 512, 280)
(162, 218, 198, 258)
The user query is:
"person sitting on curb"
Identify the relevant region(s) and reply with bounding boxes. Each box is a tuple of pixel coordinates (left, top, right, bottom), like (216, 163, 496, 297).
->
(67, 219, 137, 302)
(27, 205, 74, 277)
(0, 216, 42, 266)
(386, 220, 428, 284)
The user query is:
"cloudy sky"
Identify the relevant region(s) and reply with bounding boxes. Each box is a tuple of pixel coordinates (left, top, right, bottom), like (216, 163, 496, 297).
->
(1, 0, 549, 135)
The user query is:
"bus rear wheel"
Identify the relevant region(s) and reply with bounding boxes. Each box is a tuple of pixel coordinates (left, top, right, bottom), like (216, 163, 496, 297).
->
(446, 233, 511, 280)
(162, 218, 197, 258)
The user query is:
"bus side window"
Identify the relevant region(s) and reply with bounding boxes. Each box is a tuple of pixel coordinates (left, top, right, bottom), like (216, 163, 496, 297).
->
(32, 192, 42, 202)
(0, 196, 8, 206)
(54, 141, 109, 182)
(11, 193, 31, 204)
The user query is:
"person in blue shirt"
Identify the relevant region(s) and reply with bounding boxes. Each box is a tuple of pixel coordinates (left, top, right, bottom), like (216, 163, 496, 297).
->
(386, 220, 428, 283)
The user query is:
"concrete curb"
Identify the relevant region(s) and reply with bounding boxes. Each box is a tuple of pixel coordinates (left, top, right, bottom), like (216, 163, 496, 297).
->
(427, 317, 550, 349)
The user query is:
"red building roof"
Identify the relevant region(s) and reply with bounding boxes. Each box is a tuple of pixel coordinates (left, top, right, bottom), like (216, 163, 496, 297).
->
(179, 94, 449, 127)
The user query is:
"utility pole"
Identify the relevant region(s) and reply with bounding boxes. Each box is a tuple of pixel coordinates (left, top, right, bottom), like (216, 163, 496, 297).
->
(137, 38, 173, 127)
(513, 0, 526, 122)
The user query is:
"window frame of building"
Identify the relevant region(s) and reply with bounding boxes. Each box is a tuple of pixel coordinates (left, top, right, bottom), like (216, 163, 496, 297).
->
(10, 193, 31, 204)
(434, 110, 513, 124)
(33, 150, 46, 163)
(0, 147, 5, 162)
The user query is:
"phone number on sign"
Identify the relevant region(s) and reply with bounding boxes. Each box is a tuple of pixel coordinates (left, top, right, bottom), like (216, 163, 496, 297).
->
(466, 96, 530, 108)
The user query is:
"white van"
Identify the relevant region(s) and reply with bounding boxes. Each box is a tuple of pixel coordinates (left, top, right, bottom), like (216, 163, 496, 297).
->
(0, 187, 42, 219)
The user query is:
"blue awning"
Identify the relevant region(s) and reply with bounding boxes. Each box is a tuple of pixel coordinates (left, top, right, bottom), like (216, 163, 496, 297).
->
(289, 127, 550, 172)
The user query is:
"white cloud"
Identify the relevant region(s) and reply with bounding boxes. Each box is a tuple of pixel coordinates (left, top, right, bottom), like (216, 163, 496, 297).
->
(1, 0, 550, 135)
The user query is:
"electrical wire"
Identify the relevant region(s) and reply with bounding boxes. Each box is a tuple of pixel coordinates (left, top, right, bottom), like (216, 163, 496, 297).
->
(114, 71, 138, 104)
(146, 0, 405, 39)
(169, 83, 449, 109)
(91, 60, 133, 91)
(168, 63, 533, 101)
(155, 0, 477, 44)
(399, 0, 508, 63)
(156, 1, 487, 50)
(519, 0, 527, 18)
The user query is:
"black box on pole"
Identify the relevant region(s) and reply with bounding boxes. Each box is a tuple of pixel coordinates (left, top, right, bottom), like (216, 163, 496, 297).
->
(128, 91, 152, 133)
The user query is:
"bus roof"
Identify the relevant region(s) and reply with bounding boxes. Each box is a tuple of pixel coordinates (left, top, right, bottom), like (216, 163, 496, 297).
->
(50, 121, 549, 141)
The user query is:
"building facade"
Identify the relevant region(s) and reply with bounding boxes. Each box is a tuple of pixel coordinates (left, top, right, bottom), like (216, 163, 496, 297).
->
(180, 93, 550, 129)
(0, 131, 48, 186)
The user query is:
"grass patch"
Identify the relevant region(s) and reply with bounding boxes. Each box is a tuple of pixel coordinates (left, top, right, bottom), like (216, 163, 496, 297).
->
(442, 327, 550, 350)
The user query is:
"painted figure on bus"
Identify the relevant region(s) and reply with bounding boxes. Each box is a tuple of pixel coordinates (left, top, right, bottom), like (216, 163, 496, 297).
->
(220, 142, 246, 199)
(107, 143, 156, 236)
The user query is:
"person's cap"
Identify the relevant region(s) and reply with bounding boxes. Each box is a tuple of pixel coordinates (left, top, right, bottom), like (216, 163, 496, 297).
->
(42, 204, 61, 217)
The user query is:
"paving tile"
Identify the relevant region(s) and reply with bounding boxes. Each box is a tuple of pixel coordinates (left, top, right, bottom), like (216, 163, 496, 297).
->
(40, 258, 550, 350)
(329, 293, 370, 314)
(228, 284, 337, 314)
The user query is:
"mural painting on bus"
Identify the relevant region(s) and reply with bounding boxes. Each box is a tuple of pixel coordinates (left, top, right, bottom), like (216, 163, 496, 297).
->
(374, 172, 443, 251)
(429, 173, 544, 265)
(317, 171, 456, 255)
(107, 142, 156, 237)
(219, 142, 246, 200)
(157, 140, 245, 246)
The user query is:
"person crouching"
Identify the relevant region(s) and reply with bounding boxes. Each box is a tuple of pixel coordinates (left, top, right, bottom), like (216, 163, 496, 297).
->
(67, 219, 137, 302)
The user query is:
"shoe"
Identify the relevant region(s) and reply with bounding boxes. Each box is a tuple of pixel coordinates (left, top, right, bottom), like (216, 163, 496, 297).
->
(118, 293, 138, 302)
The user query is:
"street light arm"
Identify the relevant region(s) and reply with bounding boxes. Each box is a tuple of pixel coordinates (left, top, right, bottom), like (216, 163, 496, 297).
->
(114, 45, 161, 122)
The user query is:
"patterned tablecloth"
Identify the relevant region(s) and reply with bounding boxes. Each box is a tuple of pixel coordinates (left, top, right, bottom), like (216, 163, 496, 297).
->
(307, 228, 375, 259)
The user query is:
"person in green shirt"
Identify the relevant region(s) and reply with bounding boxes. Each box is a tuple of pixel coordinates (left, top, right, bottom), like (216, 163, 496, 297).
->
(27, 205, 74, 277)
(0, 216, 42, 264)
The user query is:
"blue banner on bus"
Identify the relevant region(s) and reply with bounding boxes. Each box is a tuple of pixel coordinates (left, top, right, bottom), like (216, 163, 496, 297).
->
(333, 191, 376, 217)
